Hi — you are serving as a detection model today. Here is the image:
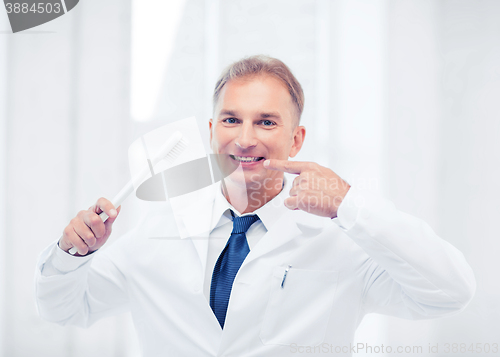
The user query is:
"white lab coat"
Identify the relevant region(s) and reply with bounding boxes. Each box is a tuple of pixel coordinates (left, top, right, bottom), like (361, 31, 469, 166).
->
(35, 178, 475, 357)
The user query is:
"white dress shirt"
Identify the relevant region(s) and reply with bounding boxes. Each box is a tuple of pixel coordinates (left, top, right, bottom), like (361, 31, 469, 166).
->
(204, 181, 287, 301)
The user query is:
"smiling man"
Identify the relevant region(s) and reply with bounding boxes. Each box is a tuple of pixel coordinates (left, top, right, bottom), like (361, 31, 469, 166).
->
(35, 55, 475, 357)
(210, 71, 306, 214)
(208, 59, 349, 219)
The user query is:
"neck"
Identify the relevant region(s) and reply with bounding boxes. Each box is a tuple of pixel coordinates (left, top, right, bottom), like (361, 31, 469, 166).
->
(222, 175, 284, 214)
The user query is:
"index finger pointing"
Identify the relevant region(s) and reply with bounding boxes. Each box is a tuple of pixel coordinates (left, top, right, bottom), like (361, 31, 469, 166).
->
(263, 159, 311, 174)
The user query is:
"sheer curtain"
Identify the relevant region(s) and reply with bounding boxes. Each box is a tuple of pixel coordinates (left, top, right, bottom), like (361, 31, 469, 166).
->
(1, 0, 499, 356)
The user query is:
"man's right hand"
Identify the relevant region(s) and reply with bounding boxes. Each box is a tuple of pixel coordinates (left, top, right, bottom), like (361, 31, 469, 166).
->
(59, 198, 120, 256)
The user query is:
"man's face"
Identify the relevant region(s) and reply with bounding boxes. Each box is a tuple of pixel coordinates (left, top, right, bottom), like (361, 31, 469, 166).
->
(209, 75, 305, 189)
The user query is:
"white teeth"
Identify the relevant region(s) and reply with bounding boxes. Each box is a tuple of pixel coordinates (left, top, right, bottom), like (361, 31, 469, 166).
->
(231, 155, 263, 162)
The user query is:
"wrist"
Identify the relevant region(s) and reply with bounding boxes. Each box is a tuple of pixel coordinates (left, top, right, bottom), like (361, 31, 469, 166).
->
(330, 186, 351, 219)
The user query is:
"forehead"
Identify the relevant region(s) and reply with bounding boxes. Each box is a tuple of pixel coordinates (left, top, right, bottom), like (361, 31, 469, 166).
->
(215, 75, 295, 118)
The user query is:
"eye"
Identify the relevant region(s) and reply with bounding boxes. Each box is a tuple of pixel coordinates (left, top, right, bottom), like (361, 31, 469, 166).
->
(223, 117, 238, 124)
(260, 119, 276, 126)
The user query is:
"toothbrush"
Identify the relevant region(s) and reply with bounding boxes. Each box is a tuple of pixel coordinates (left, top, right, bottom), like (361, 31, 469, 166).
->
(68, 131, 189, 255)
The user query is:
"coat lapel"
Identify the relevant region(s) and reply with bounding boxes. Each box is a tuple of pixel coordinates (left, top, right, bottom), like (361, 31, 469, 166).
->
(181, 198, 214, 276)
(147, 184, 217, 277)
(178, 185, 217, 276)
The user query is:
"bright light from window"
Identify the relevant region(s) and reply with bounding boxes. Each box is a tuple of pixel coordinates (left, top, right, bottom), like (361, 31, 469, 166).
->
(131, 0, 187, 122)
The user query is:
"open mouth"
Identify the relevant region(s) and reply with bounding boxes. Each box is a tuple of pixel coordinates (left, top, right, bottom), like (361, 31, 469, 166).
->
(229, 155, 265, 163)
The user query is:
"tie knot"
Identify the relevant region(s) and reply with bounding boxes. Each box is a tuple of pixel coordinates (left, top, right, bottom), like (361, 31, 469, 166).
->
(231, 214, 259, 234)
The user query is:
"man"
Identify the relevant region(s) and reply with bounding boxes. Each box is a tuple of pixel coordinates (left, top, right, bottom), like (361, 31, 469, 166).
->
(35, 55, 475, 356)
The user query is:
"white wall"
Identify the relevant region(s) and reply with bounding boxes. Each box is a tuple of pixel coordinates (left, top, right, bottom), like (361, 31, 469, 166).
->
(0, 1, 138, 356)
(381, 0, 443, 349)
(434, 0, 500, 347)
(0, 6, 9, 356)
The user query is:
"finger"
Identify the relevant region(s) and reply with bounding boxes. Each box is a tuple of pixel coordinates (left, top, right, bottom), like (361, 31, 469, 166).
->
(290, 176, 306, 196)
(93, 197, 118, 220)
(73, 218, 97, 248)
(263, 159, 313, 174)
(284, 196, 300, 210)
(82, 212, 106, 239)
(63, 225, 89, 255)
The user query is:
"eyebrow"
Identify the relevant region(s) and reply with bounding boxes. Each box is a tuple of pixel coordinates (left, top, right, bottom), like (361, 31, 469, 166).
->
(218, 110, 282, 120)
(219, 110, 238, 117)
(260, 112, 281, 119)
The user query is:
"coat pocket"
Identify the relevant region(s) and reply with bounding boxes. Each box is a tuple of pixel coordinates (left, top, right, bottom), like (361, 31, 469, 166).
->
(260, 266, 339, 346)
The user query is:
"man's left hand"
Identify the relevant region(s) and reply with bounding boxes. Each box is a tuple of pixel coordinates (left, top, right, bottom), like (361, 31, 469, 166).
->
(264, 159, 351, 219)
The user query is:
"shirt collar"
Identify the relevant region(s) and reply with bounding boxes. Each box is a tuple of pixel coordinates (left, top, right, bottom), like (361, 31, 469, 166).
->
(210, 175, 292, 233)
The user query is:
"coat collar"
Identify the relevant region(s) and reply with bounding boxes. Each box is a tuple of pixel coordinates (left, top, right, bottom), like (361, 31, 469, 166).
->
(210, 177, 290, 233)
(150, 174, 328, 273)
(181, 177, 291, 275)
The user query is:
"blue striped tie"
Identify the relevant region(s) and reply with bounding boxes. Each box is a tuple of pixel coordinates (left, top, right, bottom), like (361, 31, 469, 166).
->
(210, 213, 259, 328)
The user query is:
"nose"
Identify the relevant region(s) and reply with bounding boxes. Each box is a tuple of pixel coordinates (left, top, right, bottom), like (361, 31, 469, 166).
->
(235, 121, 257, 149)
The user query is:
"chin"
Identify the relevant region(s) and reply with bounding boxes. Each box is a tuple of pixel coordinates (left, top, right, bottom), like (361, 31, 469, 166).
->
(226, 170, 266, 189)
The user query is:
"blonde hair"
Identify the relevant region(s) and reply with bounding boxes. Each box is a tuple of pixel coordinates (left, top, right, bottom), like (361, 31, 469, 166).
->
(213, 55, 304, 123)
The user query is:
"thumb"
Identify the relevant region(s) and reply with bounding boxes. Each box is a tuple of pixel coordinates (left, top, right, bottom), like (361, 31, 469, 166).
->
(104, 205, 121, 230)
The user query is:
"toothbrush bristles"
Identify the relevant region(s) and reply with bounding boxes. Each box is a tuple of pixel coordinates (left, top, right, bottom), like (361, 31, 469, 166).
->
(163, 137, 189, 166)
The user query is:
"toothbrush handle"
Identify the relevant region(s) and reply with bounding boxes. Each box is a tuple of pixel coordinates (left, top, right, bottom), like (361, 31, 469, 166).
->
(110, 180, 134, 209)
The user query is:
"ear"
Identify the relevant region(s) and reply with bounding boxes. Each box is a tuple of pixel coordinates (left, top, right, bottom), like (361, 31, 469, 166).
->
(289, 126, 306, 158)
(209, 119, 213, 145)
